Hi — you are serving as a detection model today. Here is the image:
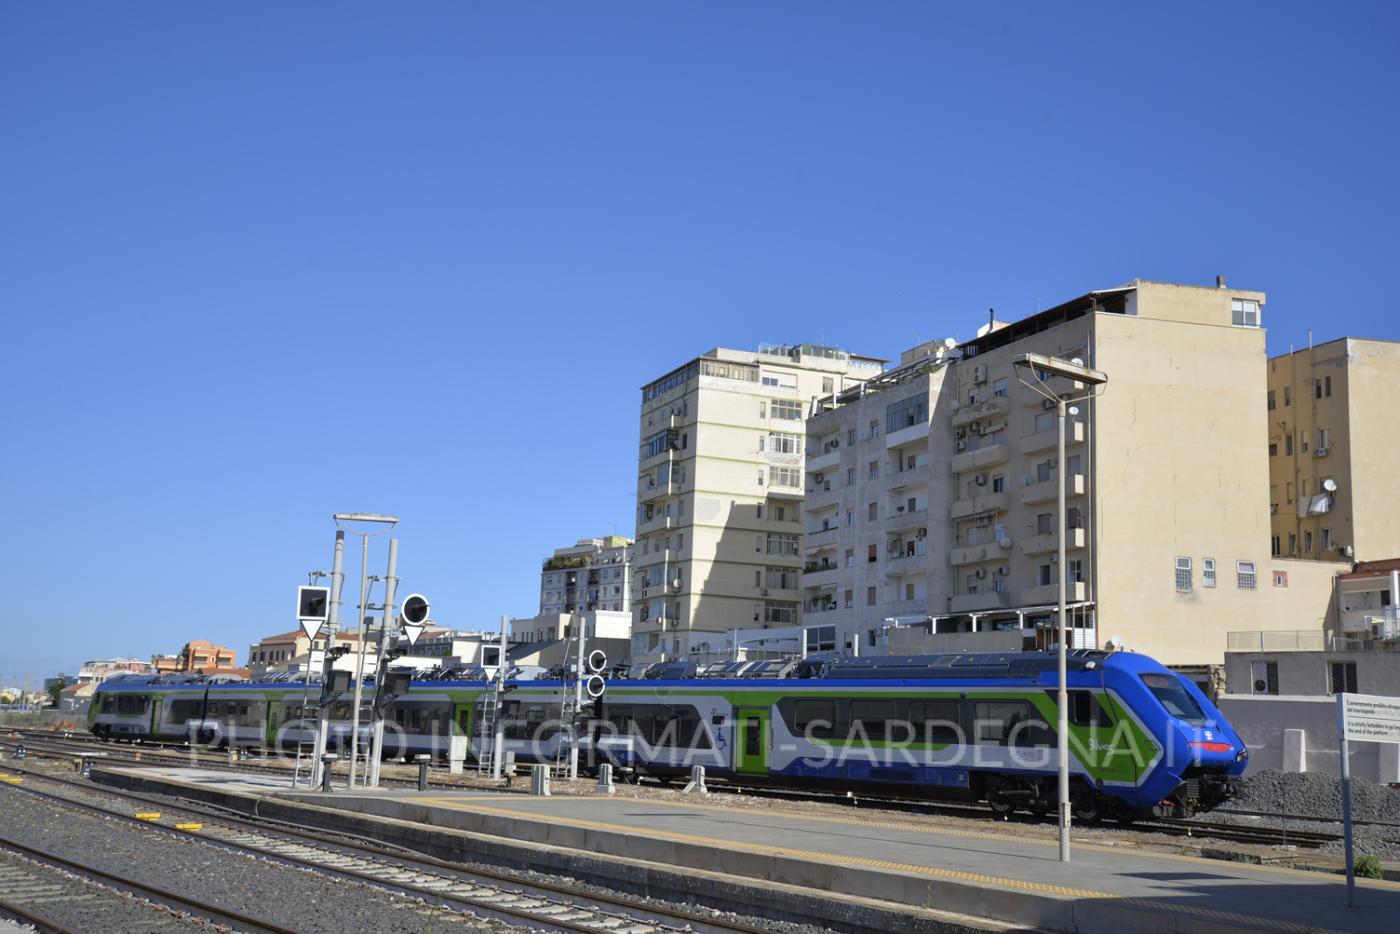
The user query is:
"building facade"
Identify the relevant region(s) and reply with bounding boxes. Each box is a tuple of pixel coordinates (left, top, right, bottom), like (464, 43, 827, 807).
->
(1266, 337, 1400, 564)
(539, 536, 633, 615)
(800, 342, 958, 654)
(799, 279, 1343, 668)
(632, 344, 884, 663)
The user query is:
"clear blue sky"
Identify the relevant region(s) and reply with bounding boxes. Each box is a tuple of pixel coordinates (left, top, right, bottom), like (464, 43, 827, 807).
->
(2, 2, 1397, 683)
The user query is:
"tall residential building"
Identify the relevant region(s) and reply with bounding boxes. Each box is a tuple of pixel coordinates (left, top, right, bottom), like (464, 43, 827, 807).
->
(632, 344, 885, 663)
(801, 343, 958, 654)
(1266, 338, 1400, 563)
(801, 279, 1343, 669)
(539, 536, 634, 615)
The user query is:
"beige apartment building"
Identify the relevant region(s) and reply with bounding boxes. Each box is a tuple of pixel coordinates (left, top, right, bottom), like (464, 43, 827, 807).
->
(539, 535, 633, 615)
(802, 279, 1344, 668)
(1266, 337, 1400, 564)
(632, 344, 884, 664)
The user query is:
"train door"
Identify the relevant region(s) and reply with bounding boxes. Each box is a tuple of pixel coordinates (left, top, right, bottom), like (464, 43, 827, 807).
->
(150, 696, 163, 736)
(735, 707, 769, 774)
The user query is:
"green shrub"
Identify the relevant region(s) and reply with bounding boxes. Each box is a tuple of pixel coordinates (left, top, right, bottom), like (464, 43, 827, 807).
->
(1355, 854, 1384, 880)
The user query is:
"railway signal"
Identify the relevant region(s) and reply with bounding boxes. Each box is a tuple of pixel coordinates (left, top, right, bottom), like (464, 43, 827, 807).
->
(400, 593, 429, 646)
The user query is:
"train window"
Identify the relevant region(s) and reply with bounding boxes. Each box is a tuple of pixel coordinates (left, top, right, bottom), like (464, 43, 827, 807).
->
(973, 700, 1052, 747)
(457, 708, 471, 735)
(1050, 691, 1114, 728)
(605, 704, 633, 734)
(116, 695, 148, 715)
(793, 698, 836, 738)
(1140, 673, 1207, 725)
(744, 717, 761, 756)
(171, 700, 201, 721)
(849, 698, 898, 740)
(651, 705, 711, 748)
(909, 699, 961, 743)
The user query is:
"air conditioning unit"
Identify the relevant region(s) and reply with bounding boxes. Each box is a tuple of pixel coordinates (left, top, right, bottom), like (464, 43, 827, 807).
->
(997, 536, 1013, 549)
(972, 364, 987, 384)
(916, 528, 927, 539)
(1340, 545, 1355, 558)
(997, 566, 1009, 576)
(1316, 447, 1329, 457)
(956, 440, 967, 452)
(761, 588, 770, 596)
(1050, 553, 1060, 563)
(955, 426, 967, 439)
(975, 473, 987, 486)
(814, 473, 824, 483)
(968, 422, 982, 435)
(975, 568, 986, 579)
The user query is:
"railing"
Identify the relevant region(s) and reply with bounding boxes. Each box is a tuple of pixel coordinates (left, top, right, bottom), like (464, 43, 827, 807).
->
(1225, 629, 1400, 652)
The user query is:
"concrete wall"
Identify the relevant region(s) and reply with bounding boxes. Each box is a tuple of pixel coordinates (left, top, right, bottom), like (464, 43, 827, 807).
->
(1225, 649, 1400, 697)
(1218, 694, 1400, 783)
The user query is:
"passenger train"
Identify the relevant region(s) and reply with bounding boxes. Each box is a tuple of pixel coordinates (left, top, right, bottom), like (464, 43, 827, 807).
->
(90, 649, 1247, 819)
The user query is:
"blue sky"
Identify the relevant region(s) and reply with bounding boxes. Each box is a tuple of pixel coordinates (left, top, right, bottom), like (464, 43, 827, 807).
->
(2, 2, 1397, 682)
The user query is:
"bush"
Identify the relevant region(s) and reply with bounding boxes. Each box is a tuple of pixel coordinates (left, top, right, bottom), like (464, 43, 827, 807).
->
(1355, 854, 1384, 880)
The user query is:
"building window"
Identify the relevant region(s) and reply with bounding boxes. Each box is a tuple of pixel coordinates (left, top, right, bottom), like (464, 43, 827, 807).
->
(844, 589, 854, 608)
(867, 502, 878, 521)
(846, 509, 855, 526)
(771, 399, 802, 421)
(1231, 298, 1260, 327)
(771, 466, 801, 488)
(1271, 535, 1281, 556)
(993, 377, 1008, 397)
(1318, 427, 1331, 451)
(1285, 434, 1293, 456)
(804, 626, 835, 653)
(1237, 560, 1257, 590)
(1268, 442, 1277, 457)
(769, 432, 801, 455)
(866, 586, 877, 606)
(1037, 513, 1054, 535)
(1322, 528, 1333, 552)
(845, 549, 854, 568)
(992, 475, 1005, 493)
(1288, 533, 1297, 555)
(822, 377, 834, 393)
(885, 396, 928, 434)
(1328, 661, 1358, 695)
(846, 467, 855, 485)
(1274, 570, 1288, 588)
(1203, 558, 1216, 588)
(847, 428, 856, 446)
(1251, 661, 1278, 695)
(867, 544, 877, 563)
(758, 401, 766, 419)
(1175, 557, 1192, 593)
(1284, 385, 1291, 406)
(1304, 530, 1313, 553)
(1267, 390, 1275, 411)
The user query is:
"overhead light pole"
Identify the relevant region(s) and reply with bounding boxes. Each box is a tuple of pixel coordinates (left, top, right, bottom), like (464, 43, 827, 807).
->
(1012, 352, 1107, 863)
(333, 513, 398, 788)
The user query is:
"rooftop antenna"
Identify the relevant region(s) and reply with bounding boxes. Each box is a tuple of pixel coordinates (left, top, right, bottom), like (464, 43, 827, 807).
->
(988, 307, 995, 330)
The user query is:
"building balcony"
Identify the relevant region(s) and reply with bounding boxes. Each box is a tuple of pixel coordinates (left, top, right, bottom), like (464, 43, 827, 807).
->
(802, 560, 841, 580)
(638, 480, 683, 503)
(639, 446, 678, 471)
(887, 462, 929, 490)
(884, 552, 928, 575)
(767, 481, 804, 500)
(885, 421, 930, 449)
(805, 522, 842, 539)
(1020, 581, 1088, 605)
(1019, 376, 1084, 406)
(884, 507, 928, 533)
(950, 541, 1006, 566)
(951, 441, 1009, 474)
(1019, 473, 1085, 505)
(952, 395, 1011, 427)
(1020, 528, 1087, 555)
(1020, 421, 1085, 455)
(806, 448, 842, 474)
(882, 598, 929, 619)
(950, 591, 1010, 613)
(637, 514, 679, 535)
(759, 585, 799, 600)
(949, 491, 1008, 520)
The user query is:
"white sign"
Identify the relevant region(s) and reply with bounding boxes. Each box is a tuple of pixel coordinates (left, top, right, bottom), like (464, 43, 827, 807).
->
(1340, 693, 1400, 745)
(300, 618, 323, 641)
(401, 623, 424, 646)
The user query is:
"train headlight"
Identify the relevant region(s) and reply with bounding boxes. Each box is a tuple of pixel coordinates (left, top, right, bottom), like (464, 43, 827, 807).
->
(1236, 746, 1249, 763)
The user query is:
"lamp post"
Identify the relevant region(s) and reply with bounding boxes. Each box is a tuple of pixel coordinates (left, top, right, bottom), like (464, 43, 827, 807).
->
(333, 513, 398, 788)
(1012, 352, 1107, 863)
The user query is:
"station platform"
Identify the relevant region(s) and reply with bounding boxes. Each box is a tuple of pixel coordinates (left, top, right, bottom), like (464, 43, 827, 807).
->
(93, 765, 1399, 934)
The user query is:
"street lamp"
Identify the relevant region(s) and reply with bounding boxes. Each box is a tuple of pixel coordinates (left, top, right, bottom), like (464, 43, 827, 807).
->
(1012, 352, 1107, 863)
(333, 513, 398, 788)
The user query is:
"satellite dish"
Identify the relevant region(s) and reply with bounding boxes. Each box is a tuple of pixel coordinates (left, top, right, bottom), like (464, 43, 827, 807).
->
(943, 337, 957, 350)
(1070, 357, 1085, 367)
(1323, 479, 1338, 493)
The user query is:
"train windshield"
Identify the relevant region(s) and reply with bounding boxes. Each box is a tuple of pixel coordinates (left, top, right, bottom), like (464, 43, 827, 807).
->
(1140, 673, 1208, 725)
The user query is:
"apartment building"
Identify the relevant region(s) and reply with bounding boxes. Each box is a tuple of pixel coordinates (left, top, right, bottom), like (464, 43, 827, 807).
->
(799, 279, 1345, 668)
(1266, 338, 1400, 563)
(539, 535, 633, 615)
(632, 344, 885, 663)
(800, 343, 958, 653)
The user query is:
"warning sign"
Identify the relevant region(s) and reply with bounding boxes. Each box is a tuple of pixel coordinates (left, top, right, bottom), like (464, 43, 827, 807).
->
(1340, 693, 1400, 745)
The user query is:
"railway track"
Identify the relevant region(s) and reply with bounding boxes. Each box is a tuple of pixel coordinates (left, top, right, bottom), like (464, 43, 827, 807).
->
(0, 762, 776, 934)
(0, 828, 297, 932)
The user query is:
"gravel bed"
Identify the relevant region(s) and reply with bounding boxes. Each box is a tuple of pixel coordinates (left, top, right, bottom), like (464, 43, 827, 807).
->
(1210, 769, 1400, 861)
(0, 784, 508, 933)
(7, 768, 829, 934)
(0, 846, 212, 932)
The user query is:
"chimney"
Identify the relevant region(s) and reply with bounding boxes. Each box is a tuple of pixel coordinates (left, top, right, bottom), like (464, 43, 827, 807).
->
(1216, 275, 1227, 289)
(988, 307, 995, 330)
